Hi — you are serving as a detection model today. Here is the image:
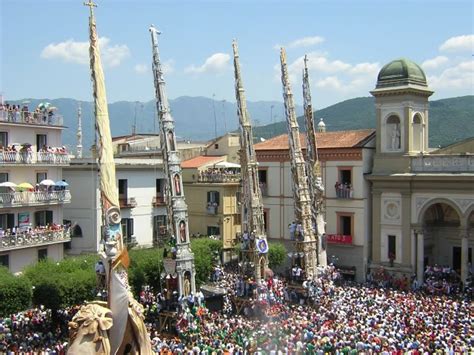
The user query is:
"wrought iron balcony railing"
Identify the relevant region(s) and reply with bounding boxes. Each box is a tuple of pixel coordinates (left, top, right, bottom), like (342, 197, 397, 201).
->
(0, 151, 70, 165)
(0, 228, 71, 251)
(0, 190, 71, 207)
(335, 186, 353, 199)
(198, 173, 240, 183)
(119, 197, 137, 208)
(152, 194, 167, 206)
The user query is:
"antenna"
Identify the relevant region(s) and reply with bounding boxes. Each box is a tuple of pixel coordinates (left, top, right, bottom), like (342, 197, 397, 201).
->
(212, 93, 218, 138)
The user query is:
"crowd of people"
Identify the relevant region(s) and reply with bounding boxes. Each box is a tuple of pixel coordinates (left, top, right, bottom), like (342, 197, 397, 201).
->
(0, 262, 472, 353)
(334, 181, 353, 199)
(199, 168, 240, 183)
(154, 266, 472, 353)
(0, 307, 77, 354)
(0, 143, 68, 164)
(0, 103, 61, 126)
(0, 224, 70, 249)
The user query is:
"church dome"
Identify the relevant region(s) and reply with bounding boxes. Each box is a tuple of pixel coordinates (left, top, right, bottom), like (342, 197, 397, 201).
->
(317, 118, 326, 127)
(376, 58, 427, 88)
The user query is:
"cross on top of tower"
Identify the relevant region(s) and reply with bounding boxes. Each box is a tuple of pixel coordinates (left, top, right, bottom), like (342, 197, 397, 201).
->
(304, 54, 309, 69)
(84, 0, 97, 15)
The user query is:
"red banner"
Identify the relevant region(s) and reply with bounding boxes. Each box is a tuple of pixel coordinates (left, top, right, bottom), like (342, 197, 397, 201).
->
(326, 234, 353, 245)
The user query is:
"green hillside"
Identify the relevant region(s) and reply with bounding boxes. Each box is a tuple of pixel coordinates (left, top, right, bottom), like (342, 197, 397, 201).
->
(254, 95, 473, 148)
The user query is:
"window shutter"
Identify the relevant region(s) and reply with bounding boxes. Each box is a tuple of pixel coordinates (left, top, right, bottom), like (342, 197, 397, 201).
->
(127, 218, 134, 236)
(46, 211, 53, 225)
(7, 214, 15, 229)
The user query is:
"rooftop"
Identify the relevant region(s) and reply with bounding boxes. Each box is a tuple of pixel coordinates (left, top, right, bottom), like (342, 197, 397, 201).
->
(376, 58, 427, 89)
(181, 155, 225, 168)
(254, 129, 376, 151)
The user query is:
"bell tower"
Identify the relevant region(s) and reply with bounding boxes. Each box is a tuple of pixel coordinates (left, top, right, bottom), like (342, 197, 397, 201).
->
(371, 58, 433, 174)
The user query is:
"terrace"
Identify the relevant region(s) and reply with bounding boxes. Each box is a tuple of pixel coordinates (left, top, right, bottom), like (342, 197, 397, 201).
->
(0, 226, 71, 251)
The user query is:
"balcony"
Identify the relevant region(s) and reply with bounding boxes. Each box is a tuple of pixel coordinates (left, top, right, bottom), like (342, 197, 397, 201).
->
(335, 185, 353, 199)
(0, 110, 64, 127)
(206, 204, 218, 215)
(152, 194, 167, 206)
(411, 155, 474, 173)
(0, 227, 71, 251)
(198, 171, 240, 183)
(119, 197, 137, 208)
(0, 190, 71, 208)
(0, 150, 70, 165)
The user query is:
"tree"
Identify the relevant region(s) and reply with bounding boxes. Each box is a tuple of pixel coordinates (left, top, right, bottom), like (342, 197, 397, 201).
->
(0, 267, 32, 317)
(190, 238, 222, 286)
(268, 242, 287, 269)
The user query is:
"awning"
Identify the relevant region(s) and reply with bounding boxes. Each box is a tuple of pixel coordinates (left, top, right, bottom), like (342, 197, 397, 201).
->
(213, 161, 241, 169)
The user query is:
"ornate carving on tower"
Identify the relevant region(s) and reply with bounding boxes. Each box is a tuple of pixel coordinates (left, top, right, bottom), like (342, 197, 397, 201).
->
(149, 25, 195, 296)
(302, 55, 327, 267)
(232, 40, 269, 283)
(280, 47, 325, 280)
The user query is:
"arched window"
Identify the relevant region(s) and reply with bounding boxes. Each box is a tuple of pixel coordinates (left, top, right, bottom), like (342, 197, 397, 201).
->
(72, 224, 83, 237)
(412, 113, 423, 152)
(386, 115, 401, 150)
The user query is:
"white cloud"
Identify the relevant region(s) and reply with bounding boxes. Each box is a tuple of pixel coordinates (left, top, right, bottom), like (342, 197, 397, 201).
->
(439, 34, 474, 52)
(349, 62, 381, 76)
(162, 59, 175, 75)
(134, 64, 148, 74)
(316, 76, 343, 90)
(289, 36, 325, 48)
(428, 60, 474, 90)
(422, 56, 449, 70)
(185, 53, 230, 74)
(41, 37, 130, 68)
(274, 36, 325, 50)
(288, 53, 352, 74)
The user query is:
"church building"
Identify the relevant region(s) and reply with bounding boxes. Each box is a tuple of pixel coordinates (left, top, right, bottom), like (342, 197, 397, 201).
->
(368, 58, 474, 286)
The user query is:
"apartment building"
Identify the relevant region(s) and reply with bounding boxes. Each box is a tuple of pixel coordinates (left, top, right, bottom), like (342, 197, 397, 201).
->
(0, 105, 71, 273)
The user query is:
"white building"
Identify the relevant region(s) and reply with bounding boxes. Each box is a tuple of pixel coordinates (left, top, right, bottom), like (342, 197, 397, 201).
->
(0, 106, 71, 273)
(63, 157, 167, 254)
(254, 129, 375, 281)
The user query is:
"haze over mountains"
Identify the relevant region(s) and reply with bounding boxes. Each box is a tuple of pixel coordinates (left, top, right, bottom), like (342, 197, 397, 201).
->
(7, 95, 473, 154)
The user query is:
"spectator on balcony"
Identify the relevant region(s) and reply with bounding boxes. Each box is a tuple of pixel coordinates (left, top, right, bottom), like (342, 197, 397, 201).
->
(289, 221, 296, 240)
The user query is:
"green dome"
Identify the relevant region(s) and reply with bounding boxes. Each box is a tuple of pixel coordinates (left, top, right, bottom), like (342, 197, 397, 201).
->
(376, 58, 427, 88)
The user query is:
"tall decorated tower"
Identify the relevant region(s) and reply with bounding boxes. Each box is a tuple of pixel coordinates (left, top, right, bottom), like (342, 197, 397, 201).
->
(149, 25, 196, 296)
(232, 40, 269, 283)
(280, 47, 321, 278)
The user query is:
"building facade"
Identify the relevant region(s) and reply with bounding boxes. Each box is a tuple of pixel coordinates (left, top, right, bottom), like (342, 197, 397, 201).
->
(0, 105, 71, 273)
(368, 58, 474, 285)
(181, 155, 241, 261)
(254, 130, 375, 281)
(63, 157, 167, 254)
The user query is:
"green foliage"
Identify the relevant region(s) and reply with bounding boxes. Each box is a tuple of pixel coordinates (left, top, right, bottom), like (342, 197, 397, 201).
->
(128, 248, 163, 295)
(268, 242, 287, 269)
(0, 267, 32, 317)
(190, 238, 222, 287)
(23, 257, 96, 310)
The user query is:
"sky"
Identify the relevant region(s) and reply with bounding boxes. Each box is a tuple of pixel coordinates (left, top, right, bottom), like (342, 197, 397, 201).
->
(1, 0, 473, 109)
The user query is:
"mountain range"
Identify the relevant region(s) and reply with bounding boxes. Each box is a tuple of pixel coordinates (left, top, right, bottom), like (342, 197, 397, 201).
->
(6, 95, 473, 153)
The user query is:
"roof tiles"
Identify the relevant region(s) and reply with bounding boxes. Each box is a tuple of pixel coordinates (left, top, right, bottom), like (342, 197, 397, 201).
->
(254, 129, 375, 150)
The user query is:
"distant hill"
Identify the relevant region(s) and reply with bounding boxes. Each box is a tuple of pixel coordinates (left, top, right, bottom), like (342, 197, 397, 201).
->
(7, 95, 472, 152)
(253, 95, 474, 148)
(7, 97, 302, 154)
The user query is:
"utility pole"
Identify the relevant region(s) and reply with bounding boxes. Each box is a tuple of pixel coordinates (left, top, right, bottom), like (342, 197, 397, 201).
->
(212, 93, 218, 139)
(222, 99, 227, 132)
